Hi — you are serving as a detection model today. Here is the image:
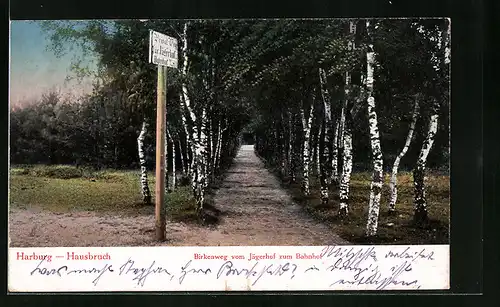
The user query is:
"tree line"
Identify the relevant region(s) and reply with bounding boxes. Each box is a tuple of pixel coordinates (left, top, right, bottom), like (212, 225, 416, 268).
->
(10, 18, 450, 236)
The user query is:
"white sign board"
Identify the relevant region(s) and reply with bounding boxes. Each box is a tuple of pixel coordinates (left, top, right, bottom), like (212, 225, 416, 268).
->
(149, 30, 178, 68)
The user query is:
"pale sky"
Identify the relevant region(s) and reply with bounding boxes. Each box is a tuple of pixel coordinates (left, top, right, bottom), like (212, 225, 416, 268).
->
(9, 21, 97, 108)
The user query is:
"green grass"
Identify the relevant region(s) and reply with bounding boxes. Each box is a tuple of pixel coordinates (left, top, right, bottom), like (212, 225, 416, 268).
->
(9, 165, 199, 222)
(267, 164, 449, 244)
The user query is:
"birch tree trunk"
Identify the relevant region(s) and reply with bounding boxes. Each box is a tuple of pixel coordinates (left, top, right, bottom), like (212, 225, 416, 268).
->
(339, 125, 353, 216)
(165, 128, 170, 193)
(180, 21, 202, 208)
(319, 120, 329, 205)
(213, 118, 222, 175)
(301, 101, 314, 196)
(413, 19, 448, 225)
(280, 114, 287, 178)
(137, 120, 152, 205)
(208, 115, 215, 184)
(180, 103, 192, 176)
(315, 122, 321, 179)
(171, 131, 177, 191)
(338, 20, 356, 217)
(413, 100, 440, 225)
(365, 21, 384, 236)
(199, 107, 209, 197)
(389, 96, 420, 213)
(318, 67, 332, 204)
(178, 138, 186, 175)
(215, 119, 227, 172)
(288, 111, 295, 182)
(319, 67, 332, 184)
(331, 119, 340, 184)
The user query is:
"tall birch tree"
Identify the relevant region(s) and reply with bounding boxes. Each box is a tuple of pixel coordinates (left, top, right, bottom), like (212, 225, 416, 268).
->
(364, 20, 384, 237)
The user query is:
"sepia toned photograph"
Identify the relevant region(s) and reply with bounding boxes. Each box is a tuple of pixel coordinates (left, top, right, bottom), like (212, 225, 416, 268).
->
(9, 18, 450, 249)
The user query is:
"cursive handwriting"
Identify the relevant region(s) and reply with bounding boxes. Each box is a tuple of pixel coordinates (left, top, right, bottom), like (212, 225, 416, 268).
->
(331, 261, 420, 290)
(252, 262, 298, 286)
(304, 265, 320, 273)
(30, 258, 113, 286)
(30, 258, 68, 277)
(384, 247, 435, 263)
(22, 246, 441, 290)
(217, 261, 260, 279)
(216, 261, 298, 286)
(119, 258, 172, 287)
(178, 260, 212, 285)
(320, 246, 378, 262)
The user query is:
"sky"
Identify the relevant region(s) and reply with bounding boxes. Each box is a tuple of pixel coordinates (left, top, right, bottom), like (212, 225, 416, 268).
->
(9, 21, 97, 108)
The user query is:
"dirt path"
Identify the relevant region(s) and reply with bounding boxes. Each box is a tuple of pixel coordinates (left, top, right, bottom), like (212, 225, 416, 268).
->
(9, 145, 348, 247)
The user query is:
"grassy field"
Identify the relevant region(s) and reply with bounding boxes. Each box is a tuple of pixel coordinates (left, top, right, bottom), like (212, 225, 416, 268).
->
(9, 164, 449, 245)
(9, 165, 200, 223)
(284, 171, 450, 244)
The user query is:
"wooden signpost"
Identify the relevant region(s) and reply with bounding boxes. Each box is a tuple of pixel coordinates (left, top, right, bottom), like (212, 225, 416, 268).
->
(149, 30, 178, 241)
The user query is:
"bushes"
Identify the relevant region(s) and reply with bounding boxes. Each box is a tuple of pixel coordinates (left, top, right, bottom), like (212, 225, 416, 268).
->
(10, 164, 100, 180)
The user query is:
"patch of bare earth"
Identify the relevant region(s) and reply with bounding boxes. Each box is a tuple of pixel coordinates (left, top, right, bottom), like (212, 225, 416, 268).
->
(9, 145, 348, 247)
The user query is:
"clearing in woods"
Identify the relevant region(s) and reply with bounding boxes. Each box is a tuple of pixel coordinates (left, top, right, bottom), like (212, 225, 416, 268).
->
(9, 145, 348, 247)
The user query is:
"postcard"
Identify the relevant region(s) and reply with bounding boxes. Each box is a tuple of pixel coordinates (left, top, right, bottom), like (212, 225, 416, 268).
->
(8, 18, 450, 292)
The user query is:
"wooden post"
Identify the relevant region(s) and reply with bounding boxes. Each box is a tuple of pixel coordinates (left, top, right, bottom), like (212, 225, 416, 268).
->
(155, 65, 167, 241)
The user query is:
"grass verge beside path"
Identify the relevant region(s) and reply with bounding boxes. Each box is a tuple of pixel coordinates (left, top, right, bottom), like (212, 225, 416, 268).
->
(9, 165, 209, 224)
(258, 157, 450, 245)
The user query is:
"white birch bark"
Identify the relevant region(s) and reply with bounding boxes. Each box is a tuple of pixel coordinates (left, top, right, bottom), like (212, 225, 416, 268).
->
(137, 120, 152, 205)
(413, 19, 447, 224)
(288, 111, 295, 182)
(301, 101, 314, 196)
(389, 96, 419, 212)
(213, 119, 221, 174)
(413, 101, 439, 224)
(339, 127, 353, 215)
(319, 67, 332, 182)
(199, 107, 209, 197)
(165, 128, 170, 192)
(338, 103, 346, 156)
(178, 138, 186, 175)
(180, 21, 203, 208)
(280, 114, 286, 178)
(318, 67, 332, 204)
(365, 21, 384, 236)
(207, 116, 214, 183)
(216, 119, 227, 172)
(171, 131, 177, 190)
(338, 20, 356, 216)
(445, 19, 451, 65)
(331, 119, 340, 184)
(315, 122, 321, 178)
(180, 102, 191, 176)
(319, 121, 329, 205)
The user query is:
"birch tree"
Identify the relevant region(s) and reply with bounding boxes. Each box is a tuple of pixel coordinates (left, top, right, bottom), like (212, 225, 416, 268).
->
(331, 120, 340, 184)
(178, 21, 206, 212)
(388, 95, 419, 213)
(338, 20, 357, 217)
(167, 127, 176, 191)
(300, 100, 314, 196)
(137, 121, 152, 205)
(318, 67, 332, 204)
(364, 20, 384, 237)
(413, 99, 440, 224)
(412, 19, 450, 225)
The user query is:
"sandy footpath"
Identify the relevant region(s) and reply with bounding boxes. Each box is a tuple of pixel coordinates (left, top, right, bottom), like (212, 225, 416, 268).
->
(9, 145, 348, 247)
